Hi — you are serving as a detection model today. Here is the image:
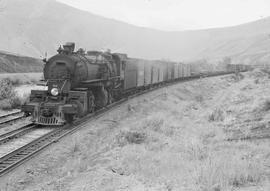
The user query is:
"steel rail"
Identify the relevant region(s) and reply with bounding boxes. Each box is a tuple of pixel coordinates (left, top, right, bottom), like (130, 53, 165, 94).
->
(0, 111, 22, 120)
(0, 112, 25, 126)
(0, 123, 37, 145)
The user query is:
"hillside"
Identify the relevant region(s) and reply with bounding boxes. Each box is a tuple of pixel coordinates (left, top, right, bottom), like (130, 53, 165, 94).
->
(0, 0, 270, 64)
(0, 51, 43, 73)
(1, 70, 270, 190)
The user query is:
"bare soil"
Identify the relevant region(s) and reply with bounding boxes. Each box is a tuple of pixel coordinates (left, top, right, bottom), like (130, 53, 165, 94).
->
(1, 70, 270, 191)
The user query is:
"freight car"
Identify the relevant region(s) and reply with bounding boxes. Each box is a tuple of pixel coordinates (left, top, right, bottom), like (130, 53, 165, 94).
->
(22, 42, 248, 126)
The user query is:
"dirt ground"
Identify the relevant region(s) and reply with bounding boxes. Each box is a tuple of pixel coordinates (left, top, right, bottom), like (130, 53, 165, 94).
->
(1, 70, 270, 191)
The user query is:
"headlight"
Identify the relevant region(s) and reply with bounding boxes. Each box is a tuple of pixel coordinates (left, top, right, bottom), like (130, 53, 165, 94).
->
(51, 88, 59, 96)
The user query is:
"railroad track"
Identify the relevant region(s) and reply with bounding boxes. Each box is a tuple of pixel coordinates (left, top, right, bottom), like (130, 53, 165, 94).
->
(0, 124, 54, 176)
(0, 123, 37, 145)
(0, 101, 125, 177)
(0, 72, 240, 177)
(0, 111, 25, 126)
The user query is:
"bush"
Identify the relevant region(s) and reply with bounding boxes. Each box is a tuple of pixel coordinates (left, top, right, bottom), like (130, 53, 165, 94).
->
(116, 131, 147, 146)
(0, 96, 23, 110)
(125, 131, 147, 144)
(0, 99, 13, 110)
(261, 68, 270, 76)
(254, 79, 259, 84)
(10, 96, 22, 108)
(0, 78, 15, 100)
(209, 108, 225, 122)
(230, 73, 244, 82)
(0, 78, 27, 110)
(195, 94, 204, 103)
(262, 100, 270, 112)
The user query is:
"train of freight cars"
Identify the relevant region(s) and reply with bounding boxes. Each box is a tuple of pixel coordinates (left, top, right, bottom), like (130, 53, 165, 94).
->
(22, 42, 249, 125)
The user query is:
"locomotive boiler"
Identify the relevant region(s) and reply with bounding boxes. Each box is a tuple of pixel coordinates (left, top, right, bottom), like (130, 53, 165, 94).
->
(22, 42, 125, 125)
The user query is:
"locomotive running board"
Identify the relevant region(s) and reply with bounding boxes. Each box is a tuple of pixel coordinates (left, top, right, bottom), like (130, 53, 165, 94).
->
(81, 76, 121, 84)
(81, 79, 106, 84)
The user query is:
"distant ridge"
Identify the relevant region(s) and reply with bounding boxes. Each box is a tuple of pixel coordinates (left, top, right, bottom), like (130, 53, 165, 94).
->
(0, 0, 270, 65)
(0, 50, 31, 57)
(0, 51, 43, 73)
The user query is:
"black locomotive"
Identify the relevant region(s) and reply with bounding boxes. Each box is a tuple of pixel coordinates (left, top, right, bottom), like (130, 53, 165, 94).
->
(22, 42, 126, 125)
(22, 42, 249, 126)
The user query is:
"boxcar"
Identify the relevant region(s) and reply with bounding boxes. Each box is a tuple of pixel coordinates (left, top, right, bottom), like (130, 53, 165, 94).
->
(124, 58, 138, 90)
(167, 62, 174, 80)
(158, 62, 164, 83)
(151, 62, 159, 84)
(183, 64, 188, 77)
(136, 59, 145, 87)
(162, 61, 168, 82)
(144, 60, 152, 86)
(186, 64, 191, 77)
(178, 63, 182, 78)
(173, 63, 179, 79)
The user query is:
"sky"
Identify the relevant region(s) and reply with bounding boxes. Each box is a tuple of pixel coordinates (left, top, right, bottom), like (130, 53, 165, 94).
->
(58, 0, 270, 31)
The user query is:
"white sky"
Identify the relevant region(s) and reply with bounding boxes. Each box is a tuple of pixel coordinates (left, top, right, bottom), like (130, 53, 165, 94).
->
(57, 0, 270, 31)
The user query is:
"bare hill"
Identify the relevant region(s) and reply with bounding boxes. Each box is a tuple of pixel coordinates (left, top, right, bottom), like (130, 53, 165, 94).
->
(1, 0, 270, 64)
(0, 51, 43, 73)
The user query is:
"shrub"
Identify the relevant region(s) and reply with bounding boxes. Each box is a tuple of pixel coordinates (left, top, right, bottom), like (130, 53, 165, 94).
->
(195, 94, 204, 103)
(0, 96, 24, 110)
(254, 79, 259, 84)
(262, 100, 270, 111)
(2, 77, 25, 86)
(234, 72, 244, 81)
(261, 68, 270, 76)
(142, 116, 164, 131)
(0, 78, 29, 110)
(209, 108, 225, 122)
(116, 131, 147, 146)
(10, 96, 22, 109)
(0, 99, 12, 110)
(125, 131, 147, 144)
(0, 78, 15, 100)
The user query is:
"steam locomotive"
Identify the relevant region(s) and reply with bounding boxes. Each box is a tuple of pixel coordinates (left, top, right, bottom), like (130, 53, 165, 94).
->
(22, 42, 248, 126)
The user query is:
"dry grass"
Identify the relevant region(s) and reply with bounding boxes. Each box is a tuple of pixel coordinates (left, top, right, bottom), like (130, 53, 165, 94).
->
(209, 108, 225, 122)
(254, 79, 260, 84)
(231, 73, 244, 82)
(114, 127, 266, 191)
(260, 68, 270, 77)
(1, 71, 269, 191)
(195, 94, 204, 103)
(116, 131, 147, 146)
(261, 100, 270, 111)
(191, 150, 265, 190)
(0, 73, 43, 86)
